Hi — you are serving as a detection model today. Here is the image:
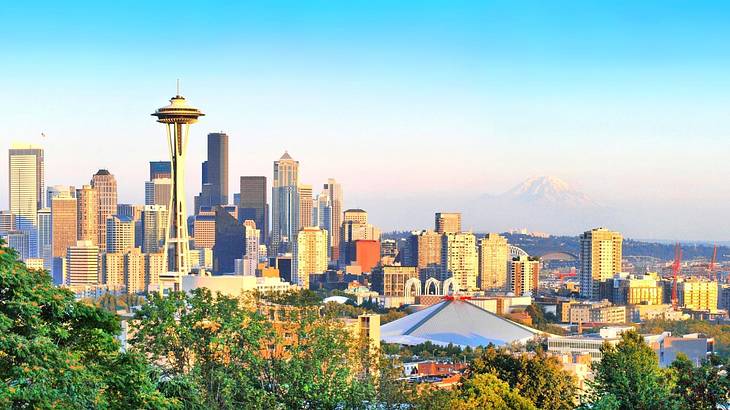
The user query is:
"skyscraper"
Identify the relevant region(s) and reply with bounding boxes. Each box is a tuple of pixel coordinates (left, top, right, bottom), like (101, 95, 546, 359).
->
(8, 143, 44, 258)
(91, 169, 118, 253)
(76, 185, 99, 245)
(298, 184, 313, 229)
(441, 232, 478, 292)
(323, 179, 343, 260)
(272, 151, 299, 254)
(145, 178, 172, 206)
(149, 161, 172, 180)
(212, 206, 244, 275)
(478, 233, 509, 292)
(238, 176, 268, 244)
(193, 208, 216, 250)
(579, 228, 623, 300)
(407, 230, 442, 269)
(435, 212, 461, 234)
(242, 219, 260, 276)
(142, 205, 168, 253)
(37, 208, 52, 270)
(152, 91, 204, 289)
(313, 190, 332, 252)
(51, 193, 77, 259)
(106, 215, 135, 253)
(195, 132, 229, 212)
(293, 226, 328, 288)
(66, 240, 99, 286)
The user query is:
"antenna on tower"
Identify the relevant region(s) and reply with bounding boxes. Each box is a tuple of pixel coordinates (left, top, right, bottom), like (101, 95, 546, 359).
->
(176, 79, 180, 96)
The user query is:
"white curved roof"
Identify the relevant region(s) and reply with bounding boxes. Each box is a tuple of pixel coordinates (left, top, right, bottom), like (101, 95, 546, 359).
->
(323, 296, 350, 304)
(381, 299, 541, 348)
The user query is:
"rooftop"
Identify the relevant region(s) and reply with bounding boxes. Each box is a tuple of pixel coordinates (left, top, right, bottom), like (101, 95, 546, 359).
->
(381, 298, 542, 348)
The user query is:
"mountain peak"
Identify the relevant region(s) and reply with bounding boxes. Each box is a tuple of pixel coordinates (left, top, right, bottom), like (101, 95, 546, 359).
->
(503, 176, 597, 207)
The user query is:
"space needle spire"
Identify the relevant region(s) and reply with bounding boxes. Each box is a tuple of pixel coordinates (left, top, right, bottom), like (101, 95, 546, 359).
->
(151, 87, 204, 292)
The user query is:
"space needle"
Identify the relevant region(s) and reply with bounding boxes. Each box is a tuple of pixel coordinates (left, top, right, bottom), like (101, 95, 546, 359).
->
(151, 85, 204, 291)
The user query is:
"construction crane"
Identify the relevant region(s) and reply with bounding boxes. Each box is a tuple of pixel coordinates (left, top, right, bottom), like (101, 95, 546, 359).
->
(671, 243, 682, 310)
(708, 245, 718, 282)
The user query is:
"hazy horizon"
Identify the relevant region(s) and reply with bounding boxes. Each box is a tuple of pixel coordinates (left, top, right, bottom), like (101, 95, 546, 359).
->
(2, 1, 730, 240)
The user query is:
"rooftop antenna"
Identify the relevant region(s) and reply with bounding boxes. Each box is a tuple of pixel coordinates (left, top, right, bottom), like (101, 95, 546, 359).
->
(176, 79, 180, 96)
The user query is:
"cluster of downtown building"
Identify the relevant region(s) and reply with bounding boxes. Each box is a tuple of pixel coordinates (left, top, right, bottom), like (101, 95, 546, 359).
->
(4, 138, 726, 322)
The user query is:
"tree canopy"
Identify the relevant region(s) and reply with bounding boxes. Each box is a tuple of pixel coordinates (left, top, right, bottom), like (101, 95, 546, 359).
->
(468, 347, 577, 410)
(0, 242, 172, 409)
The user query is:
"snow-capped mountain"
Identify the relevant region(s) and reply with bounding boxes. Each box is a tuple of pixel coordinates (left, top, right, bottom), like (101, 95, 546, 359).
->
(501, 176, 598, 207)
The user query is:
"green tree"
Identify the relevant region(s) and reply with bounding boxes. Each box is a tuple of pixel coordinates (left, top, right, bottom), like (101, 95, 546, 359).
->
(450, 373, 537, 410)
(468, 347, 577, 410)
(133, 288, 379, 409)
(132, 289, 278, 409)
(585, 329, 676, 410)
(0, 241, 172, 409)
(669, 354, 730, 409)
(259, 310, 376, 409)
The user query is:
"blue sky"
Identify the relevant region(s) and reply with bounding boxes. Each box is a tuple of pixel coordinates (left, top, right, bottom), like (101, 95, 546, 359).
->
(2, 1, 730, 239)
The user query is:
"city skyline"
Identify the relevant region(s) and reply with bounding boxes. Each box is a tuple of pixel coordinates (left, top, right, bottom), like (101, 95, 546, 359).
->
(2, 1, 730, 240)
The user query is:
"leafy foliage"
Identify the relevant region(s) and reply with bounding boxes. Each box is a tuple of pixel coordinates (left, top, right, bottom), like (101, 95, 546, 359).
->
(132, 288, 380, 409)
(669, 354, 730, 409)
(468, 347, 577, 410)
(450, 373, 537, 410)
(583, 329, 676, 409)
(0, 241, 172, 409)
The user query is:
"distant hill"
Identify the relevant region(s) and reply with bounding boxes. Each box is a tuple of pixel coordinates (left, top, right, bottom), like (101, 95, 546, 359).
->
(501, 233, 727, 262)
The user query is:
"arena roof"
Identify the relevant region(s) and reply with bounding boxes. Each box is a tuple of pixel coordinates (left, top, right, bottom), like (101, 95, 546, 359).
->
(380, 298, 542, 348)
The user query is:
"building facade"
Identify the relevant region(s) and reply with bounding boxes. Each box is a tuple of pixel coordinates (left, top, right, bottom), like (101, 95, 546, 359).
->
(293, 226, 328, 288)
(441, 232, 478, 291)
(91, 169, 118, 253)
(238, 176, 268, 245)
(508, 255, 540, 296)
(106, 215, 135, 253)
(76, 185, 99, 245)
(8, 143, 44, 258)
(66, 240, 99, 286)
(579, 228, 623, 300)
(272, 152, 299, 254)
(478, 233, 509, 292)
(435, 212, 461, 234)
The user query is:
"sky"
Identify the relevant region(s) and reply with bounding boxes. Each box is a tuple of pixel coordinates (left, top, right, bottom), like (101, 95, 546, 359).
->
(1, 1, 730, 240)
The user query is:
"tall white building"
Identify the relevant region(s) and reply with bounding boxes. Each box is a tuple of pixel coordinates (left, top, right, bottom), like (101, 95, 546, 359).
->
(478, 233, 509, 292)
(293, 227, 328, 288)
(8, 143, 44, 258)
(243, 219, 260, 275)
(66, 240, 99, 286)
(272, 151, 299, 254)
(579, 228, 623, 300)
(441, 232, 478, 292)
